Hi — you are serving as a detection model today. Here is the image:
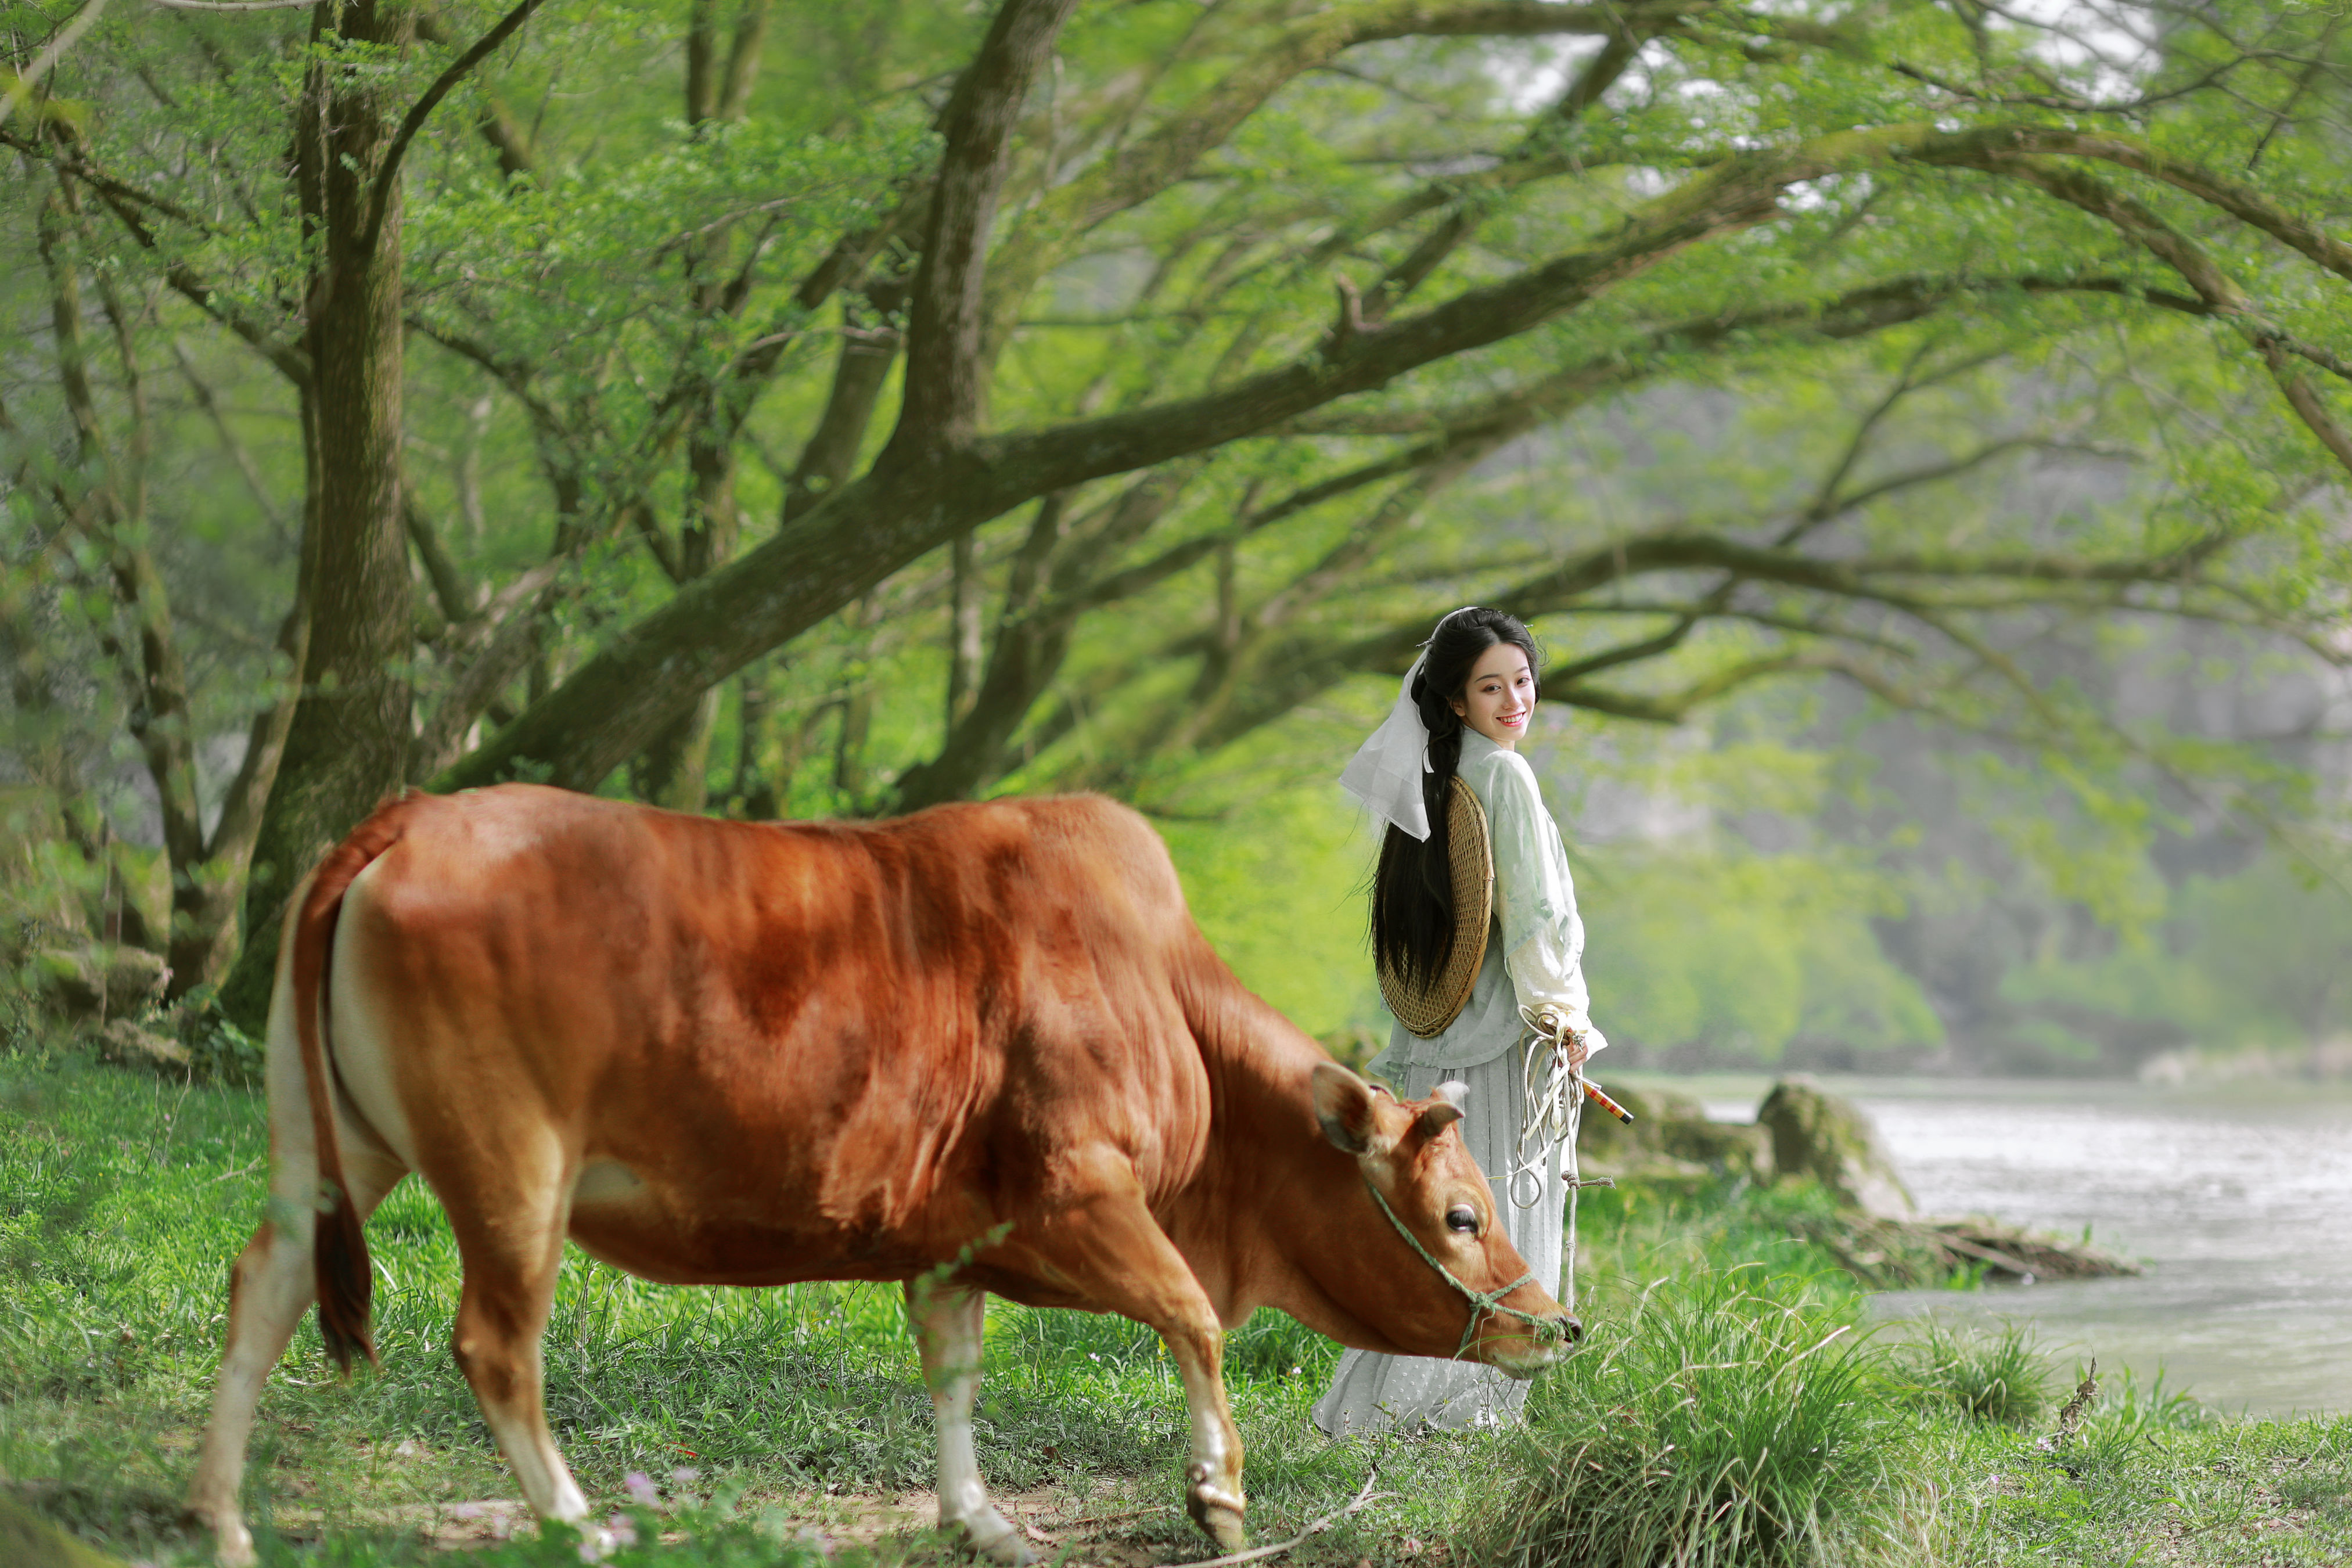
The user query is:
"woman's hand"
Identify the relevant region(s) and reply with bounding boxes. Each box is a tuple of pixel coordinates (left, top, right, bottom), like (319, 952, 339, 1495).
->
(1524, 1004, 1592, 1070)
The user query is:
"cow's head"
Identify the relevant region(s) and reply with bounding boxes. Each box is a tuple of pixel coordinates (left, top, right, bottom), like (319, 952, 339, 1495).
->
(1310, 1061, 1578, 1375)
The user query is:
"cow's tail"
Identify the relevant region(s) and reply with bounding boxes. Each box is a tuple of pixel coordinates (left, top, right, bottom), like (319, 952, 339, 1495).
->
(287, 797, 412, 1377)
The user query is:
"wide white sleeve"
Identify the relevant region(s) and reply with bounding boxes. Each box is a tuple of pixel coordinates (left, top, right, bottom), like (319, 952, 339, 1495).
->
(1486, 753, 1609, 1055)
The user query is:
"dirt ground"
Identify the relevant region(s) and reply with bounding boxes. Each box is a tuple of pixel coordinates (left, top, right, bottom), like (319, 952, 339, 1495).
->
(261, 1485, 1208, 1565)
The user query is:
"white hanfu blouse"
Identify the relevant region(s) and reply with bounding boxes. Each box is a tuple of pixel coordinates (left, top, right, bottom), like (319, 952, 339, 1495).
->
(1368, 728, 1609, 1080)
(1316, 728, 1606, 1437)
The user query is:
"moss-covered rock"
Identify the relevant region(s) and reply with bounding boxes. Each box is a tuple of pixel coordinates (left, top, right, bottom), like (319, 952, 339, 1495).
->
(1571, 1080, 1656, 1165)
(1658, 1114, 1773, 1185)
(1757, 1075, 1915, 1218)
(33, 944, 167, 1022)
(92, 1017, 188, 1072)
(1573, 1083, 1771, 1185)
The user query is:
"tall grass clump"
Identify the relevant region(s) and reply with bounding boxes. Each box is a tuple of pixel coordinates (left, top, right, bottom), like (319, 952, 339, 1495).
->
(1467, 1268, 1895, 1568)
(1889, 1322, 2051, 1427)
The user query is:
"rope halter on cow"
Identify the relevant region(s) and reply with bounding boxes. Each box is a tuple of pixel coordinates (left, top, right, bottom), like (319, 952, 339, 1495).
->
(1360, 1177, 1572, 1361)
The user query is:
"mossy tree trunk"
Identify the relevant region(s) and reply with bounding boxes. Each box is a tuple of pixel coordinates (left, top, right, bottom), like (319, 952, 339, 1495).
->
(219, 1, 424, 1028)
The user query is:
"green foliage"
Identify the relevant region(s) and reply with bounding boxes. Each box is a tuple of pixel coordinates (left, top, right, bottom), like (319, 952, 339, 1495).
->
(1157, 781, 1386, 1038)
(1470, 1268, 1896, 1568)
(1573, 1174, 1968, 1299)
(1580, 848, 1943, 1064)
(176, 1002, 265, 1088)
(1891, 1324, 2053, 1429)
(2003, 851, 2352, 1055)
(11, 0, 2352, 1073)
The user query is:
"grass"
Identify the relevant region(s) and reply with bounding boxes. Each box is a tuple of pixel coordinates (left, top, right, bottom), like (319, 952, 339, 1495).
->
(1472, 1269, 1896, 1568)
(1889, 1324, 2052, 1429)
(1908, 1382, 2352, 1565)
(1568, 1177, 1977, 1296)
(5, 1044, 2352, 1566)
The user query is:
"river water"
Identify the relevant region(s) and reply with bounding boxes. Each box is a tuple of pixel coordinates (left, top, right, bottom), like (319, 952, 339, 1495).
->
(1657, 1074, 2352, 1418)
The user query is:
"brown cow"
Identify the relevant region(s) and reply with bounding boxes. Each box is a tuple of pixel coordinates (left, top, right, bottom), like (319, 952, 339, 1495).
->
(186, 786, 1574, 1565)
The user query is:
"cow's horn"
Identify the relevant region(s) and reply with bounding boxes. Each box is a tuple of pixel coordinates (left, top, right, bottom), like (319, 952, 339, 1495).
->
(1415, 1082, 1466, 1138)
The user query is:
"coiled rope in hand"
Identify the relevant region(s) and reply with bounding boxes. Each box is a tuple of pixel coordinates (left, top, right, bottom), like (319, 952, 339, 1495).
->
(1509, 1004, 1612, 1312)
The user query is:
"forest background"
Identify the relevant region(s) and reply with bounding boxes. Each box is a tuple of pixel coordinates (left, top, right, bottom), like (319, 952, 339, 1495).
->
(5, 0, 2351, 1078)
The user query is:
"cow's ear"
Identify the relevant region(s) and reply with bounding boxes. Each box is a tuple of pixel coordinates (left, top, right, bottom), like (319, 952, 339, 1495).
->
(1312, 1062, 1381, 1155)
(1415, 1080, 1467, 1138)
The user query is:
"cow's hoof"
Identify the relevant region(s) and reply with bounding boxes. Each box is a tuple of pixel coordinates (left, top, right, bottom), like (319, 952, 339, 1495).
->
(1186, 1487, 1247, 1553)
(956, 1508, 1038, 1566)
(188, 1505, 256, 1568)
(574, 1521, 625, 1561)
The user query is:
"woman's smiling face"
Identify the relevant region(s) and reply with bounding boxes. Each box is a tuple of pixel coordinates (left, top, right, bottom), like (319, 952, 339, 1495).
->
(1451, 641, 1534, 750)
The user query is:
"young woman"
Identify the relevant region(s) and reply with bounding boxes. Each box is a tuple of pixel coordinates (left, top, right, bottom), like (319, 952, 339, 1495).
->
(1315, 606, 1609, 1435)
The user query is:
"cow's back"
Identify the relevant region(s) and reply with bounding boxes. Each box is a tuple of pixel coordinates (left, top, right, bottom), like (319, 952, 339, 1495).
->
(329, 786, 1217, 1287)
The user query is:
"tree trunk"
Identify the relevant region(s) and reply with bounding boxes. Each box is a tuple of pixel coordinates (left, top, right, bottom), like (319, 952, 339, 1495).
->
(218, 1, 419, 1030)
(635, 470, 733, 808)
(946, 527, 982, 726)
(782, 283, 906, 523)
(731, 672, 779, 818)
(832, 596, 879, 804)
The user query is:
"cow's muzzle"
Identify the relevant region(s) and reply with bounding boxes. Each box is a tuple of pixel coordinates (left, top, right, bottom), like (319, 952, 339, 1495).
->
(1484, 1310, 1581, 1378)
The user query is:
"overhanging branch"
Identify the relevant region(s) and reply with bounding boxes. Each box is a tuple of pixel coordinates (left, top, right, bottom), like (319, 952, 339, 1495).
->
(361, 0, 552, 262)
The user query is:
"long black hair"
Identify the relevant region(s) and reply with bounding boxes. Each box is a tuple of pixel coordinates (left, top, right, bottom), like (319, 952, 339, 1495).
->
(1371, 607, 1542, 988)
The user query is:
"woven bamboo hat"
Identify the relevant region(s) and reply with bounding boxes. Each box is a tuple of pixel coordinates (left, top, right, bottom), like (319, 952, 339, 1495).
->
(1379, 776, 1494, 1037)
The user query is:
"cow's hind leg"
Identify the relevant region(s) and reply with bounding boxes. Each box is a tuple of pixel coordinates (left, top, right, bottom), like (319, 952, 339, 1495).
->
(1023, 1157, 1247, 1551)
(186, 1145, 405, 1567)
(440, 1142, 600, 1544)
(905, 1279, 1036, 1566)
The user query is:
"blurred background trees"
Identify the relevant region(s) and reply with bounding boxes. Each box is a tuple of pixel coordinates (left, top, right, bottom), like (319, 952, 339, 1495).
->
(3, 0, 2348, 1072)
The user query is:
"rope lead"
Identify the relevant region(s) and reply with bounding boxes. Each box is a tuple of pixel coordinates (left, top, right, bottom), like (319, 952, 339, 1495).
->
(1508, 1005, 1612, 1312)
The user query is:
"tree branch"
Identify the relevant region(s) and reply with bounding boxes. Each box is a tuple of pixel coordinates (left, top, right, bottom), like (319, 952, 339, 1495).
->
(1957, 150, 2352, 481)
(1360, 9, 1650, 323)
(1911, 125, 2352, 287)
(404, 497, 475, 624)
(981, 0, 1678, 348)
(361, 0, 553, 262)
(1888, 53, 2265, 116)
(168, 335, 289, 540)
(9, 134, 310, 381)
(433, 120, 2351, 794)
(889, 0, 1083, 452)
(409, 556, 570, 779)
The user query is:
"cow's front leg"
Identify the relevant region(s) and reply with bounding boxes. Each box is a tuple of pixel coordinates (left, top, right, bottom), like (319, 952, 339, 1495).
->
(904, 1279, 1035, 1566)
(1159, 1318, 1245, 1551)
(1010, 1153, 1247, 1552)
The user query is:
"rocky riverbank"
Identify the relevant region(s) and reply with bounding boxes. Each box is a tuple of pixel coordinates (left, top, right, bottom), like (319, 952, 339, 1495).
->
(1577, 1073, 2138, 1289)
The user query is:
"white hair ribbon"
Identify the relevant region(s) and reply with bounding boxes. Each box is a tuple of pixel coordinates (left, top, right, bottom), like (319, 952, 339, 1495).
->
(1339, 653, 1436, 841)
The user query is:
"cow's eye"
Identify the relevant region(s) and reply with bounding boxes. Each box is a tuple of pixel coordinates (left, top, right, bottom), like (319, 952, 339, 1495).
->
(1445, 1205, 1479, 1235)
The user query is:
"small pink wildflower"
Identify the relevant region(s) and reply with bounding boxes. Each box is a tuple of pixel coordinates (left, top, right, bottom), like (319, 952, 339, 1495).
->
(622, 1470, 659, 1507)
